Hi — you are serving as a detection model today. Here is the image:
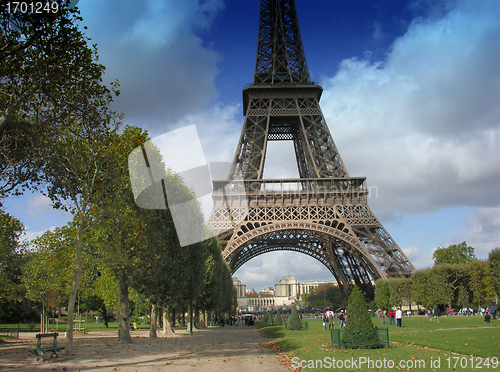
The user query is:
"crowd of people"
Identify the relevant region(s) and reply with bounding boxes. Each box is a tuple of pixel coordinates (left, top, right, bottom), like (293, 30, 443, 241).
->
(376, 304, 499, 325)
(378, 308, 403, 327)
(321, 310, 346, 330)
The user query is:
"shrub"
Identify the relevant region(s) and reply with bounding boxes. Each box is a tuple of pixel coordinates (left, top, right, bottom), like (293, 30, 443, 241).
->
(275, 311, 283, 326)
(341, 286, 383, 349)
(289, 305, 302, 330)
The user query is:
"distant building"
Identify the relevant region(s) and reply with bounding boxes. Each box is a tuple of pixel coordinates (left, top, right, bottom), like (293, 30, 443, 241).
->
(232, 277, 246, 298)
(233, 275, 336, 312)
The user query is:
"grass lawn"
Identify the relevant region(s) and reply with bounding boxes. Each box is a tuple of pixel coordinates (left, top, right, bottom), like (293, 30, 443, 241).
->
(257, 316, 500, 372)
(0, 321, 126, 333)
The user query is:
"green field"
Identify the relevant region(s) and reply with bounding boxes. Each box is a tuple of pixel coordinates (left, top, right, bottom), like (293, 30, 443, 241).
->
(257, 316, 500, 372)
(0, 321, 137, 334)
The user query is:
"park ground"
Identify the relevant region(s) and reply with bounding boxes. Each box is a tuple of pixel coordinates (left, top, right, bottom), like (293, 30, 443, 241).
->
(0, 325, 292, 372)
(1, 315, 499, 372)
(257, 315, 500, 372)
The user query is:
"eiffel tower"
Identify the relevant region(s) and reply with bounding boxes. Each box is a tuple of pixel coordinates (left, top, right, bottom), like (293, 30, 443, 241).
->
(207, 0, 415, 298)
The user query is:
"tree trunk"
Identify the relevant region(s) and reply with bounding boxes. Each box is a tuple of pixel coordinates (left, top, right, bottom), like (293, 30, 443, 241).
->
(65, 220, 84, 355)
(162, 306, 175, 335)
(102, 304, 109, 328)
(188, 303, 194, 334)
(195, 307, 200, 329)
(117, 277, 132, 343)
(149, 304, 157, 338)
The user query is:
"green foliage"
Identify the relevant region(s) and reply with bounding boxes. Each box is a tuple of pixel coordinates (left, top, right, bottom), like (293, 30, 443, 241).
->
(374, 279, 390, 310)
(0, 210, 30, 322)
(301, 283, 344, 309)
(0, 1, 121, 200)
(410, 260, 496, 309)
(289, 304, 302, 330)
(433, 241, 476, 265)
(275, 311, 283, 326)
(342, 286, 383, 349)
(410, 269, 432, 308)
(265, 311, 272, 324)
(259, 317, 500, 365)
(488, 248, 500, 298)
(468, 260, 494, 307)
(23, 226, 75, 310)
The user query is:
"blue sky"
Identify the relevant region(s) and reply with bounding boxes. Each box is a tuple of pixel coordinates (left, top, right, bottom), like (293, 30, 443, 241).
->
(4, 0, 500, 292)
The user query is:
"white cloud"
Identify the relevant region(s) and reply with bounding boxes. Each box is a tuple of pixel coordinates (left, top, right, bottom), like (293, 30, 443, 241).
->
(402, 245, 422, 263)
(26, 194, 52, 216)
(235, 251, 333, 291)
(21, 226, 58, 246)
(412, 246, 437, 269)
(462, 207, 500, 256)
(319, 0, 500, 223)
(78, 0, 224, 128)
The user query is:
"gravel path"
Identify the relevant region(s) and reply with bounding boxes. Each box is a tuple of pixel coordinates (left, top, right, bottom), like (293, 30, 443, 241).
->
(0, 326, 291, 372)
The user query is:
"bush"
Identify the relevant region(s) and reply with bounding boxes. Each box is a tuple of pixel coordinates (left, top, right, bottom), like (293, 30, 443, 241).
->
(289, 305, 302, 330)
(275, 311, 283, 326)
(341, 286, 383, 349)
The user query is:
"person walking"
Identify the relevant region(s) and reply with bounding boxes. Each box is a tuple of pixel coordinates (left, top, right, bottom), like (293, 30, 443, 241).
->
(380, 310, 386, 324)
(338, 311, 345, 328)
(434, 307, 441, 322)
(395, 308, 402, 327)
(389, 309, 395, 325)
(328, 313, 334, 330)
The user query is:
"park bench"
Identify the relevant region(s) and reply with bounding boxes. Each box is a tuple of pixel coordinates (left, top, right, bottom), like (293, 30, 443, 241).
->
(26, 332, 65, 361)
(0, 328, 19, 339)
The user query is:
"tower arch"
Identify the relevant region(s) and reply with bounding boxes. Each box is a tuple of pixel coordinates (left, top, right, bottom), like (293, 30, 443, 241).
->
(224, 221, 386, 297)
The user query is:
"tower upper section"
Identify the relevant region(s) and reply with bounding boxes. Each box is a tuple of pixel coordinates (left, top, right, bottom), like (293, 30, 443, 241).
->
(253, 0, 311, 85)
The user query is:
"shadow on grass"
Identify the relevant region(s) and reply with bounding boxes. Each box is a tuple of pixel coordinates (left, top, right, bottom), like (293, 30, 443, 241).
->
(255, 321, 303, 354)
(255, 322, 286, 338)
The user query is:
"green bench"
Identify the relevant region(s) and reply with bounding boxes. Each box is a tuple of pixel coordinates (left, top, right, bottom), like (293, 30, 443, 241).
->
(0, 328, 19, 339)
(26, 332, 65, 361)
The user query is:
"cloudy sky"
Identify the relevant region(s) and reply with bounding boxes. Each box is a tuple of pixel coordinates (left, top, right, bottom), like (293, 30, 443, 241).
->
(4, 0, 500, 292)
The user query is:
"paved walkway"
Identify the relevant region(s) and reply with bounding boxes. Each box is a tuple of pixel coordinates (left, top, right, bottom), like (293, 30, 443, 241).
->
(0, 326, 291, 372)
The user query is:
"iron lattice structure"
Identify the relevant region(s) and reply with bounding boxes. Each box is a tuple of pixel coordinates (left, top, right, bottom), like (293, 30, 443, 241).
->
(207, 0, 415, 298)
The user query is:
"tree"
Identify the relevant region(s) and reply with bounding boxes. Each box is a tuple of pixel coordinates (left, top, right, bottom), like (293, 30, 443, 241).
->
(468, 260, 496, 307)
(342, 286, 382, 349)
(1, 1, 122, 354)
(196, 236, 225, 329)
(0, 1, 117, 201)
(302, 283, 343, 309)
(39, 104, 120, 354)
(275, 311, 283, 326)
(374, 279, 390, 310)
(0, 210, 29, 322)
(411, 269, 432, 309)
(431, 264, 469, 309)
(23, 227, 75, 313)
(433, 242, 476, 266)
(89, 126, 215, 341)
(289, 304, 302, 330)
(457, 284, 470, 308)
(389, 279, 404, 308)
(488, 248, 500, 299)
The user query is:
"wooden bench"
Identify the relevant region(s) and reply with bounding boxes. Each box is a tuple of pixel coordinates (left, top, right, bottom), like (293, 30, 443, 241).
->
(26, 332, 65, 361)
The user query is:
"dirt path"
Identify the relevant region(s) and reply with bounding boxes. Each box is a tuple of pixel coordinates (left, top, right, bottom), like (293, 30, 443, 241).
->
(0, 326, 291, 372)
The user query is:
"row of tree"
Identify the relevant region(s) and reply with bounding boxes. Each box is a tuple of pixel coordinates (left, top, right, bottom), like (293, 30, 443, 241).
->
(375, 243, 500, 311)
(0, 1, 237, 355)
(300, 283, 345, 309)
